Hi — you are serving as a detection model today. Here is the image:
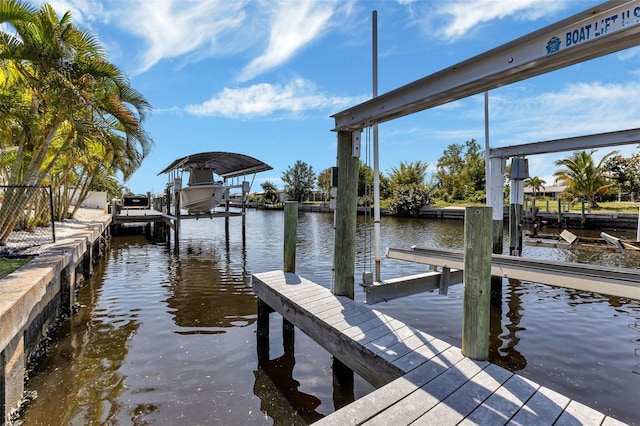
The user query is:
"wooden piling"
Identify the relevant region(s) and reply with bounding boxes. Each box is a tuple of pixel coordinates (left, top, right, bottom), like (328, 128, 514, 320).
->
(462, 206, 492, 360)
(557, 198, 562, 225)
(284, 201, 298, 273)
(333, 131, 359, 299)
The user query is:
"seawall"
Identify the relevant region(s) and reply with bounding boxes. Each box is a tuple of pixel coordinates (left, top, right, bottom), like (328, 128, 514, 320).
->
(294, 204, 639, 230)
(0, 212, 111, 425)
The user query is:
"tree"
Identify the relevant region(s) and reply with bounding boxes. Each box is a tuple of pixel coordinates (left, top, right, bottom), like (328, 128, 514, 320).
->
(281, 160, 315, 202)
(260, 181, 279, 205)
(433, 139, 485, 202)
(525, 176, 546, 198)
(604, 153, 640, 202)
(317, 167, 332, 203)
(389, 161, 429, 187)
(0, 1, 153, 240)
(553, 149, 617, 207)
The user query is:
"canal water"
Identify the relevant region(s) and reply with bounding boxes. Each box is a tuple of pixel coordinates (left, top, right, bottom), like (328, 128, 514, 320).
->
(20, 210, 640, 424)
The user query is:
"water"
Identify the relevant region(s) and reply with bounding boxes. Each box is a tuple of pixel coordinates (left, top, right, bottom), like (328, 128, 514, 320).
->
(20, 210, 640, 424)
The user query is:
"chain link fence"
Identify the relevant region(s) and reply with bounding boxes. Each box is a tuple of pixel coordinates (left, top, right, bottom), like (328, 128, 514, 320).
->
(0, 185, 55, 256)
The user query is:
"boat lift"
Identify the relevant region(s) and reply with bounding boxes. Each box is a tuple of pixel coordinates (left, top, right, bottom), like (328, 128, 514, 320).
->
(331, 1, 640, 301)
(158, 151, 272, 242)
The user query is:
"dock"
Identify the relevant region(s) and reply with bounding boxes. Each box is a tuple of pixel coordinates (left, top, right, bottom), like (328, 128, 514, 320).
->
(252, 270, 627, 425)
(112, 207, 167, 224)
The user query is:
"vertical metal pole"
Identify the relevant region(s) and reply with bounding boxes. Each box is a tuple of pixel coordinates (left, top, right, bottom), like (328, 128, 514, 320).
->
(48, 185, 56, 242)
(462, 206, 492, 360)
(372, 10, 381, 283)
(174, 188, 180, 249)
(224, 182, 230, 240)
(242, 181, 248, 245)
(485, 95, 503, 303)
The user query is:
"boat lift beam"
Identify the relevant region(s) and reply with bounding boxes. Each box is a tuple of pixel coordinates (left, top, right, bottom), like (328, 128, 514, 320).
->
(386, 246, 640, 301)
(490, 128, 640, 159)
(332, 1, 640, 132)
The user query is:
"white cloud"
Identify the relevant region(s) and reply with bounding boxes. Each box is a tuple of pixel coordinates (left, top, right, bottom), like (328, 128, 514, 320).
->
(436, 0, 568, 41)
(237, 1, 337, 82)
(68, 0, 350, 80)
(113, 0, 248, 75)
(486, 81, 640, 183)
(185, 78, 363, 118)
(490, 81, 640, 144)
(618, 46, 640, 62)
(46, 0, 107, 25)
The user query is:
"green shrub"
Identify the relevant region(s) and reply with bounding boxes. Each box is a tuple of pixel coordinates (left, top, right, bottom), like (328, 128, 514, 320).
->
(388, 184, 427, 216)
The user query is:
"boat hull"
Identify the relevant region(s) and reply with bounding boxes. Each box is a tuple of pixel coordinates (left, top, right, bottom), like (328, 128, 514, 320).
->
(180, 184, 225, 214)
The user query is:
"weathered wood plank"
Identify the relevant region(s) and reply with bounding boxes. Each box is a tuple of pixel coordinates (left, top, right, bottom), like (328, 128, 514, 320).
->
(364, 270, 463, 304)
(507, 385, 569, 425)
(555, 399, 605, 425)
(318, 300, 369, 320)
(393, 337, 452, 373)
(460, 374, 540, 425)
(252, 271, 405, 387)
(314, 346, 465, 426)
(412, 363, 512, 425)
(365, 357, 488, 425)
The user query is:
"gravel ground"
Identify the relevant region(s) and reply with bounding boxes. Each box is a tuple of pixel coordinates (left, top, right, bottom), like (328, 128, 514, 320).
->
(1, 208, 111, 257)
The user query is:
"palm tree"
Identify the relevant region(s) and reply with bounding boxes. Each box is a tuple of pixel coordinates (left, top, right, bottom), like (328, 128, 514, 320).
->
(389, 161, 429, 187)
(0, 1, 153, 241)
(553, 150, 617, 207)
(525, 176, 546, 198)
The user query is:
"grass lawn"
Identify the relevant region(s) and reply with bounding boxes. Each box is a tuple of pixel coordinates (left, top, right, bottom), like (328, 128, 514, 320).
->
(587, 202, 640, 213)
(0, 257, 30, 279)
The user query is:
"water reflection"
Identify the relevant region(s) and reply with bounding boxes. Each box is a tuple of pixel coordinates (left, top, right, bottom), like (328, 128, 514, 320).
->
(490, 278, 527, 372)
(254, 324, 323, 424)
(165, 240, 256, 332)
(21, 243, 142, 425)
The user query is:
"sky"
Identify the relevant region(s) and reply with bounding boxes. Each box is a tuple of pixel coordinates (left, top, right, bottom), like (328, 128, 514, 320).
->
(37, 0, 640, 195)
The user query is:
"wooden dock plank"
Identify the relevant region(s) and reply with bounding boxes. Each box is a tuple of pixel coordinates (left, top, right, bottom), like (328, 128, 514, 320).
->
(555, 400, 605, 425)
(365, 357, 488, 425)
(393, 337, 452, 372)
(314, 346, 466, 426)
(460, 374, 540, 425)
(507, 385, 569, 425)
(252, 271, 406, 387)
(331, 310, 381, 332)
(252, 271, 627, 426)
(412, 363, 513, 425)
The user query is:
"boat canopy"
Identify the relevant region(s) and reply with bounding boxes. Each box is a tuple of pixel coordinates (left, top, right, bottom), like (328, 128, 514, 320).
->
(158, 152, 272, 179)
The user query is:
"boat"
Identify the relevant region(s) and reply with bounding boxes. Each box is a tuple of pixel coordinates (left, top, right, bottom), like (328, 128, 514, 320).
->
(179, 166, 225, 214)
(159, 151, 272, 215)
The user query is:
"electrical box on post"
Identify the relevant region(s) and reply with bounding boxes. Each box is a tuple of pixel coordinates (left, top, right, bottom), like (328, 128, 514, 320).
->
(331, 167, 338, 187)
(510, 157, 529, 180)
